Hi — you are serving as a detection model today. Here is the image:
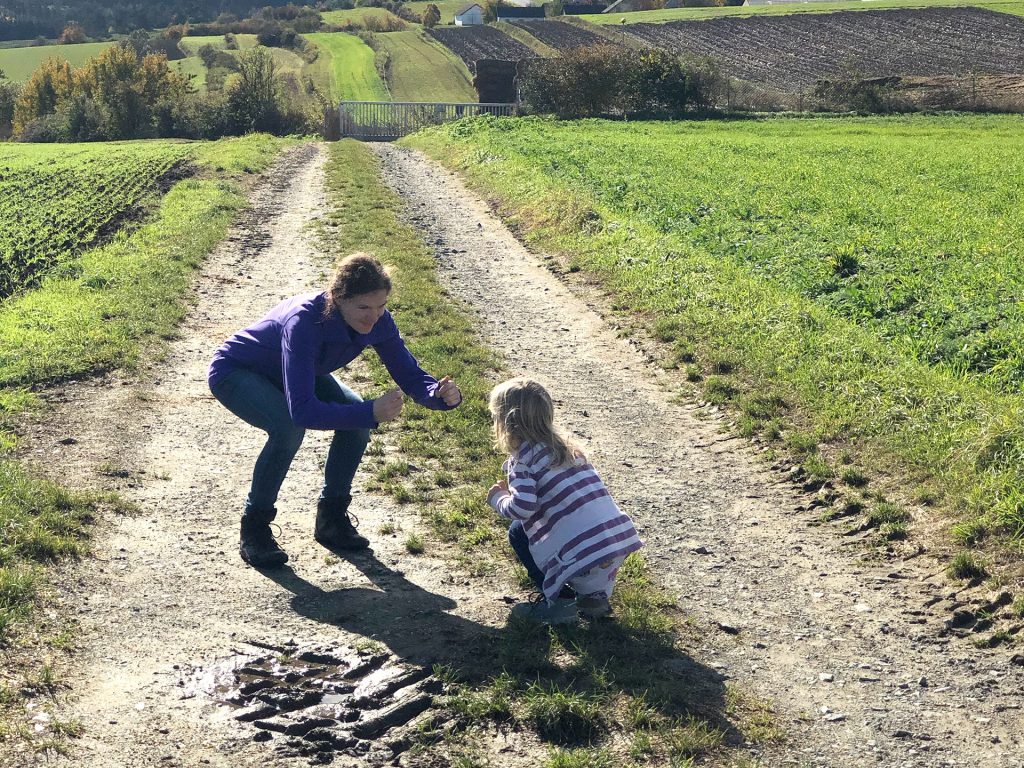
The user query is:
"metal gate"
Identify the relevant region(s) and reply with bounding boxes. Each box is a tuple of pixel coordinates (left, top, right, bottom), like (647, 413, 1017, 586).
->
(338, 101, 517, 141)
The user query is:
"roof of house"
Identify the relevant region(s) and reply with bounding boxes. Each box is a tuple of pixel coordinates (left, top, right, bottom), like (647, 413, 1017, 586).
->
(456, 3, 484, 14)
(495, 6, 547, 17)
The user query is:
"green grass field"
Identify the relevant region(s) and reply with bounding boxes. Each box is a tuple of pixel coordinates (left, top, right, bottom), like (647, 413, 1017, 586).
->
(0, 143, 190, 302)
(0, 41, 113, 82)
(177, 33, 259, 54)
(407, 114, 1024, 566)
(169, 54, 208, 88)
(589, 0, 1024, 23)
(375, 30, 476, 102)
(307, 31, 389, 101)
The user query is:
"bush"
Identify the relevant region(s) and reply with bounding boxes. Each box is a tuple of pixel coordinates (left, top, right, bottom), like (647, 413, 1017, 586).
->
(521, 44, 725, 118)
(422, 3, 441, 27)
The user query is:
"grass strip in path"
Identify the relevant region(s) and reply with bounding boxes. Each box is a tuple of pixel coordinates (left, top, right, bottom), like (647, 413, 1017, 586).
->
(317, 139, 776, 766)
(0, 134, 293, 758)
(404, 114, 1024, 611)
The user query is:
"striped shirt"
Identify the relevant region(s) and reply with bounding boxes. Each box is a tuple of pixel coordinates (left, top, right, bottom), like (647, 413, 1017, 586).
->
(488, 441, 644, 603)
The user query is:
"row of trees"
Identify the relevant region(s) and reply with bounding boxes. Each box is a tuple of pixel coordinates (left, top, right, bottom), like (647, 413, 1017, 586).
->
(0, 1, 307, 41)
(5, 42, 317, 141)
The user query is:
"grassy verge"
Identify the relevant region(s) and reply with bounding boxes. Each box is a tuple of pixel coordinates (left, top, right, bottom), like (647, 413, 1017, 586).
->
(317, 140, 777, 765)
(0, 134, 294, 758)
(403, 115, 1024, 632)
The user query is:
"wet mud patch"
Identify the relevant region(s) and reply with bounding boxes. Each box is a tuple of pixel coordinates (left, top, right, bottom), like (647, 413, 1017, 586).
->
(191, 641, 448, 765)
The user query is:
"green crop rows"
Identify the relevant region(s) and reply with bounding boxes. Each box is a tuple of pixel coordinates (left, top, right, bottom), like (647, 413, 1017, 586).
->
(0, 143, 190, 300)
(408, 114, 1024, 543)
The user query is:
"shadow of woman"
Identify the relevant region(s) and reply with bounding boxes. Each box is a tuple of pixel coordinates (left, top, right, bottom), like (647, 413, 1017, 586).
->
(255, 550, 742, 749)
(256, 549, 504, 676)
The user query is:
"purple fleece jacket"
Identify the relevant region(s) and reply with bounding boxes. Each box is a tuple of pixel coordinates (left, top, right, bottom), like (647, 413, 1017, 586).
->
(208, 292, 452, 430)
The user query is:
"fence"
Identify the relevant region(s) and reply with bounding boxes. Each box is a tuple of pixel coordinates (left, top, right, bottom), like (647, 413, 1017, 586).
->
(338, 101, 518, 141)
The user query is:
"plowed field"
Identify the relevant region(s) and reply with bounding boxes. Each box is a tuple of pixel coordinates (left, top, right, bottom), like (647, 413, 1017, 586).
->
(624, 6, 1024, 88)
(510, 18, 610, 50)
(426, 24, 537, 70)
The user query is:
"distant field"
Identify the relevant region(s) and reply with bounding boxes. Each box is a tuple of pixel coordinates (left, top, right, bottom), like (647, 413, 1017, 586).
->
(0, 41, 113, 82)
(427, 25, 537, 70)
(0, 142, 190, 299)
(590, 0, 1024, 23)
(322, 7, 403, 27)
(376, 30, 476, 101)
(170, 55, 207, 88)
(406, 0, 480, 24)
(177, 34, 259, 54)
(621, 7, 1024, 89)
(307, 32, 389, 101)
(409, 114, 1024, 541)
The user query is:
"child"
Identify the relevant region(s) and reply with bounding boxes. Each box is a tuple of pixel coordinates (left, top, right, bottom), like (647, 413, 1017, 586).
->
(486, 377, 644, 624)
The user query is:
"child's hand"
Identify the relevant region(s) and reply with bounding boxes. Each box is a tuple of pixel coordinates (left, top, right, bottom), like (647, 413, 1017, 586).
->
(487, 482, 508, 503)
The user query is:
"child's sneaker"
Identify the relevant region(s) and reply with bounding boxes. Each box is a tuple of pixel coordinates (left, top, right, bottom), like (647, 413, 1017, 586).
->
(576, 594, 612, 619)
(510, 595, 579, 625)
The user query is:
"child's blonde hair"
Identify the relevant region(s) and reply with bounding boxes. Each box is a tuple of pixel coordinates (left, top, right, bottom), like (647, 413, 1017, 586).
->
(489, 378, 584, 467)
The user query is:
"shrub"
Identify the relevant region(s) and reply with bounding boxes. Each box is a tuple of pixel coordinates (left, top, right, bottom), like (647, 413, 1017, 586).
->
(422, 3, 441, 27)
(521, 44, 726, 118)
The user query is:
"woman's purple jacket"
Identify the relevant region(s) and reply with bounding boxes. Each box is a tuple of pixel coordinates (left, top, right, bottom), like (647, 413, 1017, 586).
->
(208, 292, 453, 430)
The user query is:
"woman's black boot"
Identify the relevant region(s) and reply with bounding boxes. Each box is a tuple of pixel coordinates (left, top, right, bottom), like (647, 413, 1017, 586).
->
(239, 508, 289, 567)
(314, 495, 369, 550)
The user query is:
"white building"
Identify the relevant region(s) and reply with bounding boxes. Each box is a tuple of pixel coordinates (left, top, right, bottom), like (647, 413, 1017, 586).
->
(454, 3, 485, 25)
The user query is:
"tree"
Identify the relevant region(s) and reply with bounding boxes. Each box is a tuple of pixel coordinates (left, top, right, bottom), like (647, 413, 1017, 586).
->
(0, 69, 20, 138)
(59, 22, 87, 44)
(421, 3, 441, 27)
(227, 46, 281, 133)
(13, 58, 74, 134)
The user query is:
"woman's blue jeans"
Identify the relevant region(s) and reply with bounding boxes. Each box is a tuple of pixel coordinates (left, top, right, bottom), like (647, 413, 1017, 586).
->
(210, 368, 370, 514)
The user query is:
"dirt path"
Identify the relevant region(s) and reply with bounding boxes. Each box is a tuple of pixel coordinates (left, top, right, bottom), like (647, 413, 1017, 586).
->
(371, 143, 1024, 768)
(19, 144, 515, 768)
(11, 141, 1021, 768)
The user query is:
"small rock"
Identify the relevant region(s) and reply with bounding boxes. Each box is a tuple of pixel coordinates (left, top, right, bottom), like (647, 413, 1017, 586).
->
(819, 673, 834, 683)
(823, 713, 846, 722)
(918, 676, 928, 687)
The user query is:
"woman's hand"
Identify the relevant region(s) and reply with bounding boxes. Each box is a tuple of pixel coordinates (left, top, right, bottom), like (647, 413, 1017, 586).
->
(436, 375, 462, 407)
(373, 388, 404, 423)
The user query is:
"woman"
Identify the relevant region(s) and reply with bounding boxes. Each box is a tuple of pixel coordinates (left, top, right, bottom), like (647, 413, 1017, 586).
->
(208, 253, 462, 568)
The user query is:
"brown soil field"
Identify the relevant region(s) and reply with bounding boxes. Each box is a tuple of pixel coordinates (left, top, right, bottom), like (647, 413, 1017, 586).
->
(624, 7, 1024, 89)
(509, 19, 610, 51)
(425, 25, 537, 71)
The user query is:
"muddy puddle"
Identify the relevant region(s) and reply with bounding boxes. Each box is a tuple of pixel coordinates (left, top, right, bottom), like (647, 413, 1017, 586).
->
(188, 640, 448, 765)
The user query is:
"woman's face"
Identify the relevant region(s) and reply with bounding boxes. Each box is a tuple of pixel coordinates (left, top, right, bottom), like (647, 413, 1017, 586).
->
(339, 289, 389, 334)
